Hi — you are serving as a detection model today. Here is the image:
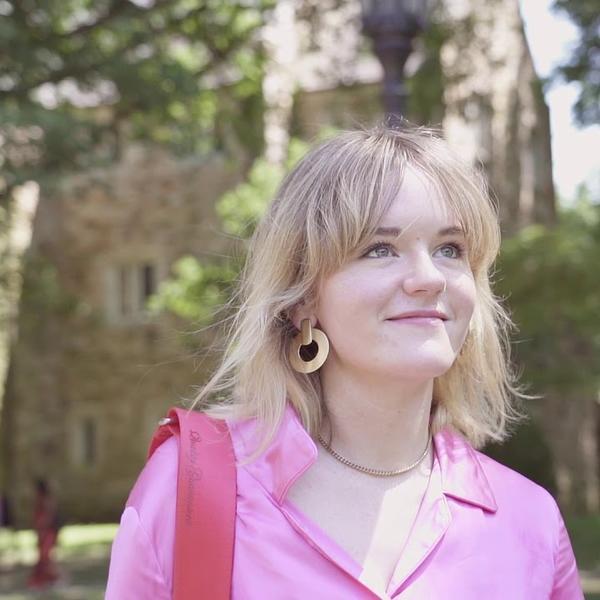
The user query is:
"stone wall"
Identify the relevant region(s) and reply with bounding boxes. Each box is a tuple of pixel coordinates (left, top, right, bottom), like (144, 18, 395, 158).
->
(1, 146, 242, 524)
(441, 0, 556, 230)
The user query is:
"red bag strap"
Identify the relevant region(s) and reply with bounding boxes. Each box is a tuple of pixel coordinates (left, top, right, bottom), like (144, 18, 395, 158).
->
(149, 407, 237, 600)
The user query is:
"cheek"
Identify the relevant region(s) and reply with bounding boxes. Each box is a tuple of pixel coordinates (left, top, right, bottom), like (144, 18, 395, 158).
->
(460, 278, 477, 315)
(316, 271, 385, 333)
(317, 282, 355, 327)
(450, 275, 477, 333)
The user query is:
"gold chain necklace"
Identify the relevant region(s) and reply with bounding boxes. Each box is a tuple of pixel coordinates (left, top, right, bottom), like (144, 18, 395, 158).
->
(317, 433, 433, 478)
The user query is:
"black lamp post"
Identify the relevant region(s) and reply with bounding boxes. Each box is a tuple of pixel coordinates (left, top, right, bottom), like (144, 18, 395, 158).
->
(361, 0, 428, 125)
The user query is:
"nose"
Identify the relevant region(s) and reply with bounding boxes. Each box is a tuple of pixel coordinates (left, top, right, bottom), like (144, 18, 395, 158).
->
(402, 252, 446, 296)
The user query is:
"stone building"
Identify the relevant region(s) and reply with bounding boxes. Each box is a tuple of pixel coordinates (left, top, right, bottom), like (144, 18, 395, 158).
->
(4, 0, 589, 525)
(1, 149, 243, 523)
(441, 0, 556, 230)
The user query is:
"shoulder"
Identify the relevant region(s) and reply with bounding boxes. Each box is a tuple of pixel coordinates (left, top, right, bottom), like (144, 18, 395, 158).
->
(106, 437, 178, 599)
(127, 436, 178, 561)
(473, 447, 565, 544)
(474, 448, 557, 510)
(473, 445, 580, 576)
(127, 435, 178, 520)
(125, 437, 178, 582)
(438, 426, 558, 517)
(474, 449, 583, 597)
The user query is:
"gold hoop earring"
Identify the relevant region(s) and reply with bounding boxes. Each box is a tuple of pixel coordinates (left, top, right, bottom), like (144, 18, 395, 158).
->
(289, 319, 329, 373)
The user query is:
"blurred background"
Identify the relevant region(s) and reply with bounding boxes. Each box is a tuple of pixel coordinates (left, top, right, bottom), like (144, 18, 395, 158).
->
(0, 0, 598, 597)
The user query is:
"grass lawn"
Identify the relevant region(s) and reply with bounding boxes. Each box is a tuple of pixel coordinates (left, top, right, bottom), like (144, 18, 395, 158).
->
(565, 513, 600, 600)
(0, 523, 118, 565)
(0, 524, 116, 599)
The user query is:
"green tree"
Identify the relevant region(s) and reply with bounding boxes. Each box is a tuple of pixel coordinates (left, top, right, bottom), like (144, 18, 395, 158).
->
(0, 0, 272, 204)
(149, 137, 310, 328)
(552, 0, 599, 125)
(407, 6, 449, 125)
(496, 198, 600, 390)
(472, 194, 600, 496)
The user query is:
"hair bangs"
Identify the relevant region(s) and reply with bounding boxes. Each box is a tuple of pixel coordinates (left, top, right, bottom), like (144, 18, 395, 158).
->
(291, 133, 405, 289)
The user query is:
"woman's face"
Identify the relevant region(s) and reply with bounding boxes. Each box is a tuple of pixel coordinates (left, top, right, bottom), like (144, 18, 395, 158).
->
(312, 167, 476, 382)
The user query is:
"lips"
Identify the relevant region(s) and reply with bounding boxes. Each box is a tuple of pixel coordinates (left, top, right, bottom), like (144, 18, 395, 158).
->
(387, 310, 449, 321)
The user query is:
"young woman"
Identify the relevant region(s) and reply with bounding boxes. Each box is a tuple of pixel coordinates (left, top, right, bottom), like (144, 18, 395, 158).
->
(106, 125, 583, 599)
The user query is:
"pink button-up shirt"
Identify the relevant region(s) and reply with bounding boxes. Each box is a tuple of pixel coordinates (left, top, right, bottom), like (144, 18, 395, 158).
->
(106, 406, 583, 599)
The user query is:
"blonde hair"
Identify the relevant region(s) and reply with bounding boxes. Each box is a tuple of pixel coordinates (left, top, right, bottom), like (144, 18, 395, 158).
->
(194, 124, 525, 451)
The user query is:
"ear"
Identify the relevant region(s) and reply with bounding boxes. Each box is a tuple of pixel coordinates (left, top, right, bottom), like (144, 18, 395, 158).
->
(289, 302, 317, 332)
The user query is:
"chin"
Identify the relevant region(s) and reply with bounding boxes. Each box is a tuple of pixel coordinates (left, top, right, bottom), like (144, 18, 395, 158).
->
(386, 353, 456, 380)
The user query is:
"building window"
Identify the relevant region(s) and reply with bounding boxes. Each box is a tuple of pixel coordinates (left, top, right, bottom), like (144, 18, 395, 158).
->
(106, 262, 158, 323)
(71, 415, 99, 468)
(142, 264, 156, 304)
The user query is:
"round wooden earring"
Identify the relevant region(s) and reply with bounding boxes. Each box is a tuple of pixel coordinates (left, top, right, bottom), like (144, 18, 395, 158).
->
(289, 319, 329, 373)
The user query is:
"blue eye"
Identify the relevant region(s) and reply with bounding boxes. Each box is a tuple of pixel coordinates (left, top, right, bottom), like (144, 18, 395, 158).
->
(437, 243, 465, 259)
(364, 242, 396, 258)
(363, 241, 466, 259)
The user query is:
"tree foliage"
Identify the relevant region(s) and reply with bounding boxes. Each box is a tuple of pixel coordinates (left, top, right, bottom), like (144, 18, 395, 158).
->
(496, 193, 600, 390)
(0, 0, 272, 202)
(407, 5, 449, 125)
(148, 256, 240, 326)
(149, 137, 309, 328)
(552, 0, 600, 125)
(488, 195, 600, 496)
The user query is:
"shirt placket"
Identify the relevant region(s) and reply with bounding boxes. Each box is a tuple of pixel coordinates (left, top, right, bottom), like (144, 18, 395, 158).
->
(387, 458, 451, 597)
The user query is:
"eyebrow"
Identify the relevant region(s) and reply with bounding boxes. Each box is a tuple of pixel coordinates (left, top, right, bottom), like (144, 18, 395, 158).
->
(374, 225, 465, 237)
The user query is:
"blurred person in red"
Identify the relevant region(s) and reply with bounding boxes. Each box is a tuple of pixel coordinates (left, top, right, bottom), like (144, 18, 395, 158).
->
(27, 479, 60, 589)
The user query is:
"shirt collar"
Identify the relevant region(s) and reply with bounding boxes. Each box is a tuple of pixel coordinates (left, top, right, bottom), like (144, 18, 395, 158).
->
(228, 403, 497, 513)
(433, 426, 497, 512)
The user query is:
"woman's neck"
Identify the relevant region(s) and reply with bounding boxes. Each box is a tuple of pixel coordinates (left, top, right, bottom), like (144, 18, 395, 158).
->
(318, 364, 434, 474)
